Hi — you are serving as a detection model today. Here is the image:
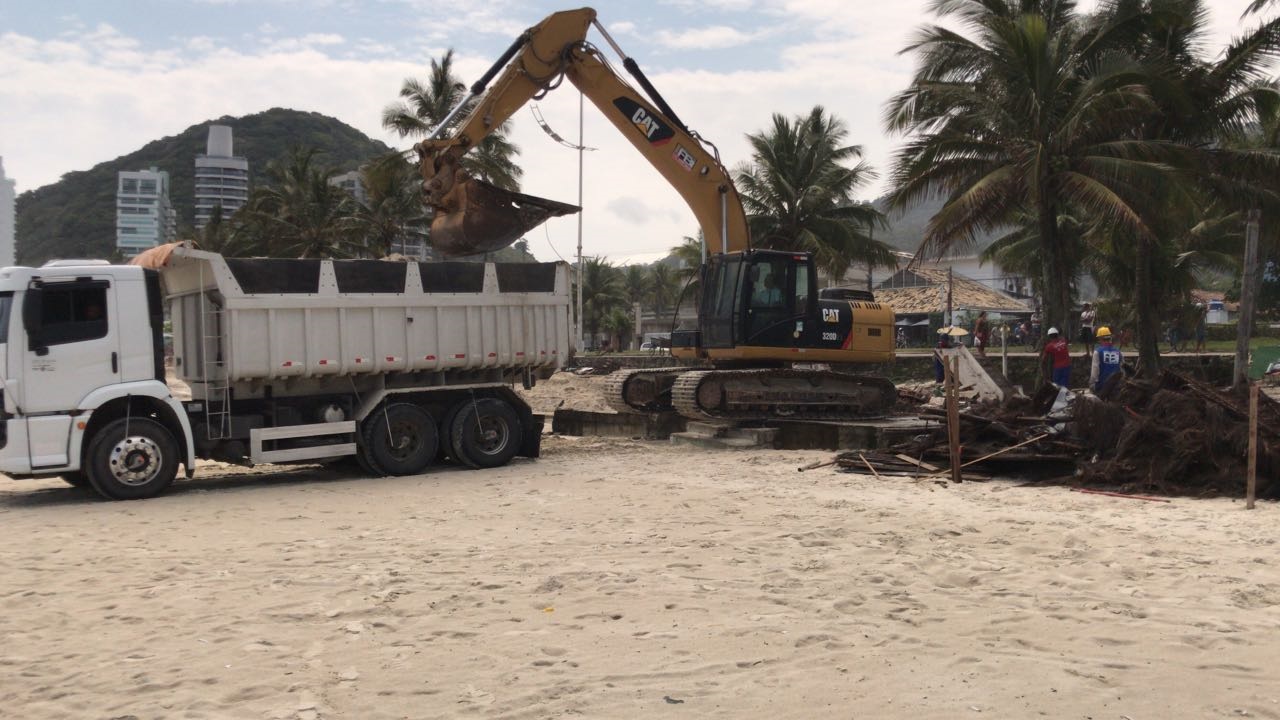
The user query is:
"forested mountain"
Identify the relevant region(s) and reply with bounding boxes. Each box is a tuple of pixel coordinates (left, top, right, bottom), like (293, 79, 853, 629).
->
(15, 108, 395, 265)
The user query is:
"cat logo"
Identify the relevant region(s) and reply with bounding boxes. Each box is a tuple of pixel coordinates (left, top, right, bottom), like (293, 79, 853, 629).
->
(822, 308, 841, 323)
(612, 97, 675, 145)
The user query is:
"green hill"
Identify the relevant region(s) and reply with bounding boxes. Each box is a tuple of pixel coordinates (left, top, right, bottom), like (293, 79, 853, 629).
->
(15, 108, 396, 265)
(872, 194, 1003, 256)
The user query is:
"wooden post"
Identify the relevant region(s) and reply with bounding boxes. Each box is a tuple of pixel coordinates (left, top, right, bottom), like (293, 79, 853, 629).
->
(1248, 382, 1259, 510)
(945, 354, 963, 483)
(1001, 324, 1008, 379)
(1234, 210, 1261, 391)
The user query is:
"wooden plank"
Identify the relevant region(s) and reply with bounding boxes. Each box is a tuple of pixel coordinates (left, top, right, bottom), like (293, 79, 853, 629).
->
(858, 452, 883, 480)
(1248, 382, 1259, 510)
(894, 454, 942, 472)
(946, 356, 962, 484)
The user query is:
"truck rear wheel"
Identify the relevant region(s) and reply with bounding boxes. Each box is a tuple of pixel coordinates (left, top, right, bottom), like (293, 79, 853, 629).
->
(450, 398, 521, 469)
(362, 403, 438, 476)
(85, 417, 179, 500)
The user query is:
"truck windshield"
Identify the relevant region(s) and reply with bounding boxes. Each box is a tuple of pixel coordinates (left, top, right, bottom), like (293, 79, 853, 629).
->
(0, 292, 11, 344)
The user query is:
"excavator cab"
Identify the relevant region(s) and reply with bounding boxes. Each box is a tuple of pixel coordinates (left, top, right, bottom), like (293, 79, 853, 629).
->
(675, 250, 817, 360)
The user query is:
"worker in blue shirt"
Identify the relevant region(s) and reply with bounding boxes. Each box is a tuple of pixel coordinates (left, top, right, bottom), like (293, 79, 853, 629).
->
(1090, 326, 1123, 393)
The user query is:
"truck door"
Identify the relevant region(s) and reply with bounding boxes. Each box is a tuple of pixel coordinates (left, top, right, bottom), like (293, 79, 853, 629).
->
(20, 278, 120, 468)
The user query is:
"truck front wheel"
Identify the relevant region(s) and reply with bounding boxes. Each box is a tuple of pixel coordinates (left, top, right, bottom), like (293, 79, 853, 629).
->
(362, 403, 438, 476)
(85, 418, 179, 500)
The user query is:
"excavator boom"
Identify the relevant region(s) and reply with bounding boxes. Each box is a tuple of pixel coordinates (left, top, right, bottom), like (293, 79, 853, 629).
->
(415, 7, 748, 256)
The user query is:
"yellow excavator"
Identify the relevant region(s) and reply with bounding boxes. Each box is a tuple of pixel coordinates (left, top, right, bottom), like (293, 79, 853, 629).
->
(416, 7, 897, 421)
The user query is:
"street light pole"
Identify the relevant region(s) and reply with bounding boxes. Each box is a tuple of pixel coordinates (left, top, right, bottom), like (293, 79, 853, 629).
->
(576, 91, 586, 352)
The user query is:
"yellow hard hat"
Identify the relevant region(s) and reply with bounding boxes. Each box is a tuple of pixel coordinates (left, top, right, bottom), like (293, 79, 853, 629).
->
(1096, 326, 1113, 338)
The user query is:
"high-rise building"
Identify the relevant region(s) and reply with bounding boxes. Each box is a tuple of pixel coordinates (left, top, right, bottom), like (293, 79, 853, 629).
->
(116, 167, 175, 257)
(328, 169, 367, 206)
(0, 156, 15, 267)
(195, 125, 249, 228)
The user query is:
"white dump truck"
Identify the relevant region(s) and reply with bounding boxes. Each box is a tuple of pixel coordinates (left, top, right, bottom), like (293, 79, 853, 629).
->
(0, 245, 572, 499)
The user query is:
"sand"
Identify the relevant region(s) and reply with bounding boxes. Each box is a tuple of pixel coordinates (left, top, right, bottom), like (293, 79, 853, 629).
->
(1, 436, 1278, 719)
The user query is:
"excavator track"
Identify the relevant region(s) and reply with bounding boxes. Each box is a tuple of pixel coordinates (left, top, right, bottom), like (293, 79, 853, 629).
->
(603, 368, 684, 414)
(670, 369, 897, 423)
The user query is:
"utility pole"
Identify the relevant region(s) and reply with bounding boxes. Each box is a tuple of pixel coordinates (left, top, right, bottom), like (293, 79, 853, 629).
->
(576, 91, 586, 353)
(946, 266, 954, 328)
(1234, 209, 1261, 391)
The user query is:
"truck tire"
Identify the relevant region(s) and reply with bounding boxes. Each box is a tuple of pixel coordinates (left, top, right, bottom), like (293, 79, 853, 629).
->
(362, 403, 438, 476)
(84, 417, 179, 500)
(450, 397, 522, 470)
(59, 472, 89, 488)
(439, 401, 468, 465)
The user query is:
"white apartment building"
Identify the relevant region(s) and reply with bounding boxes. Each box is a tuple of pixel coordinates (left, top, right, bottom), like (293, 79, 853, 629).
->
(328, 169, 367, 205)
(0, 156, 14, 267)
(116, 167, 175, 257)
(195, 125, 249, 228)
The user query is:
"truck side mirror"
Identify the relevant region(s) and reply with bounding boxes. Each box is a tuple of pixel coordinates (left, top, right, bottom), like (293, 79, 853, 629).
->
(22, 286, 47, 356)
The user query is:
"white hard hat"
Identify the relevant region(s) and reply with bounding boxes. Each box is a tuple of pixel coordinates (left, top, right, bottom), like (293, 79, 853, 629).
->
(1047, 327, 1060, 335)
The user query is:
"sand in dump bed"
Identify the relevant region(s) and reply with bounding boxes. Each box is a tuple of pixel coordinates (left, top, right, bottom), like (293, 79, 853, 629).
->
(2, 438, 1279, 719)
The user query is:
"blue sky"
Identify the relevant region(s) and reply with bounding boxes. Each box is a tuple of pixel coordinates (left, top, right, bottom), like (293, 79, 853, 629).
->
(0, 0, 1263, 264)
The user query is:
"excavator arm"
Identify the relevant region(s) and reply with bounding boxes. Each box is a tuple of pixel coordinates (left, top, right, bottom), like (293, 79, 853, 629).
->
(415, 7, 749, 257)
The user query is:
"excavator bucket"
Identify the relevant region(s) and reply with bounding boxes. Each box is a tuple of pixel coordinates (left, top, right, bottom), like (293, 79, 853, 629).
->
(430, 177, 580, 257)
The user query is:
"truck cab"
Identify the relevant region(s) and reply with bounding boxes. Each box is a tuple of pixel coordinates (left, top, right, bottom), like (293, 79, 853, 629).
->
(0, 262, 194, 497)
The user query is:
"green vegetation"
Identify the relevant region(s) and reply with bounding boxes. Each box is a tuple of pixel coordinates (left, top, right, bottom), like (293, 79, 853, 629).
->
(14, 108, 394, 266)
(886, 0, 1280, 377)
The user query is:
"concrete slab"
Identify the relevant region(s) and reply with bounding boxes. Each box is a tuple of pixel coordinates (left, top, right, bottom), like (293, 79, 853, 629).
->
(771, 417, 941, 451)
(551, 409, 686, 439)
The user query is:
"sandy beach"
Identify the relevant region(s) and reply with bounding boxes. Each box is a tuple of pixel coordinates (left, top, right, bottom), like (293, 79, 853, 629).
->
(1, 433, 1278, 719)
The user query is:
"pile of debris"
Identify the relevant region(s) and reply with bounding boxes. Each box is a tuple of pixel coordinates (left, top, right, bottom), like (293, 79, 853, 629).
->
(841, 369, 1278, 499)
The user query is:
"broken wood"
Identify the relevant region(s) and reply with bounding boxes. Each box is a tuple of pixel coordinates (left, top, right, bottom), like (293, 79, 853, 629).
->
(1070, 488, 1172, 503)
(927, 433, 1052, 476)
(894, 454, 941, 472)
(797, 459, 837, 472)
(858, 452, 883, 480)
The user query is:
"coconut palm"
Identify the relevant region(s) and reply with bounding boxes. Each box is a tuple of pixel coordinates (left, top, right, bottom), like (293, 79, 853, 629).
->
(602, 307, 635, 351)
(885, 0, 1177, 342)
(648, 262, 682, 316)
(579, 257, 625, 346)
(352, 153, 429, 258)
(622, 265, 651, 308)
(382, 50, 522, 190)
(736, 106, 894, 282)
(237, 147, 361, 258)
(1079, 0, 1280, 373)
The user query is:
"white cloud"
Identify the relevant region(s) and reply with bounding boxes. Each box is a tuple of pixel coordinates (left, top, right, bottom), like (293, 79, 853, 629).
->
(655, 25, 766, 50)
(609, 21, 637, 36)
(0, 0, 1268, 267)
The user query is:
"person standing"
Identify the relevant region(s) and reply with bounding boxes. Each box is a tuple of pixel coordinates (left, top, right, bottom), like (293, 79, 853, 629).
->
(1090, 326, 1123, 393)
(1079, 302, 1096, 357)
(1042, 327, 1072, 387)
(1194, 304, 1207, 353)
(934, 333, 951, 384)
(974, 311, 990, 358)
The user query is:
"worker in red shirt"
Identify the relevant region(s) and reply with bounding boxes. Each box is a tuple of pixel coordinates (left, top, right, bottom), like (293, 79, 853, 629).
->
(1042, 326, 1072, 387)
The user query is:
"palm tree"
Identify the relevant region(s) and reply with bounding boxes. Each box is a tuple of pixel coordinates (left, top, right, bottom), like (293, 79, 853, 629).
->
(382, 50, 522, 190)
(352, 153, 428, 258)
(736, 106, 894, 281)
(622, 265, 651, 308)
(579, 257, 625, 346)
(602, 307, 635, 351)
(1080, 0, 1280, 373)
(237, 147, 360, 258)
(648, 262, 682, 316)
(885, 0, 1175, 341)
(671, 234, 706, 303)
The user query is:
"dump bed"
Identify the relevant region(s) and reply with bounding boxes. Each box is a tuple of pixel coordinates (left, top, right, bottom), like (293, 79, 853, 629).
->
(161, 247, 572, 385)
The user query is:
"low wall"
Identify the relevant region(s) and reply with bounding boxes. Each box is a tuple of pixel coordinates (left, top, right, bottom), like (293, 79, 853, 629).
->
(581, 351, 1235, 390)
